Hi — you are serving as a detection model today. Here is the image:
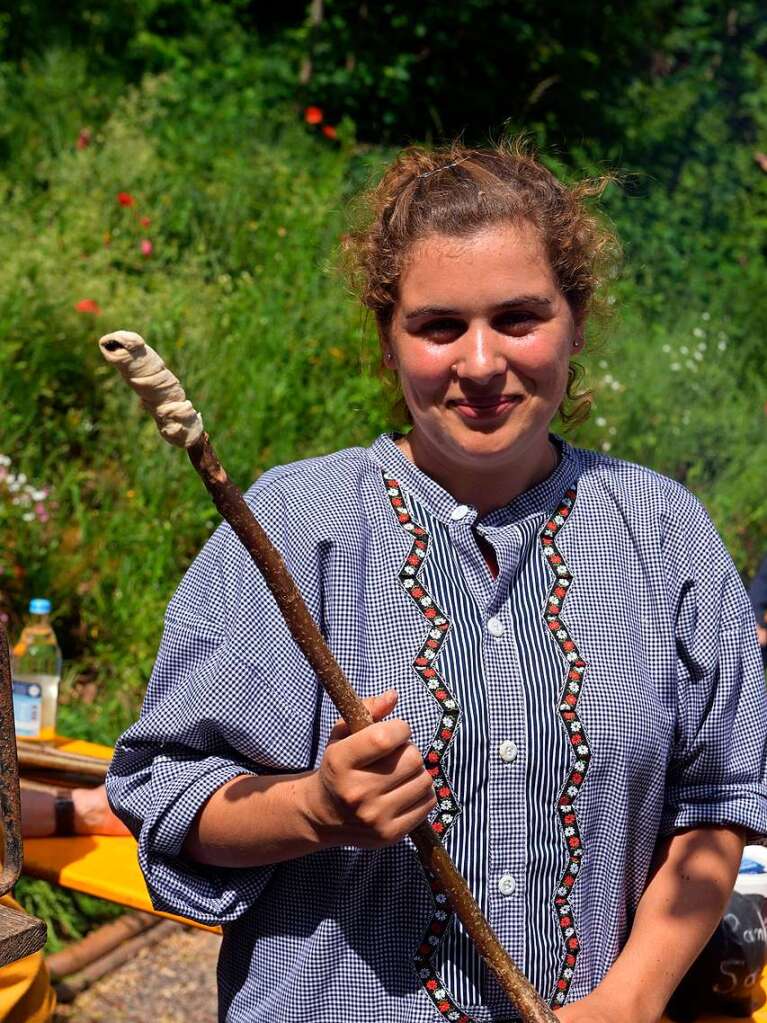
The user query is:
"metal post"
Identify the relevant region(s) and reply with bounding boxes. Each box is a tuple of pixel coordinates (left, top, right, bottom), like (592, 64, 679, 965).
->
(0, 622, 46, 965)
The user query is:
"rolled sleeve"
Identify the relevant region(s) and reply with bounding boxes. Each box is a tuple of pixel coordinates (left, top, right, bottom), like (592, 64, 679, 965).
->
(138, 755, 268, 924)
(661, 594, 767, 838)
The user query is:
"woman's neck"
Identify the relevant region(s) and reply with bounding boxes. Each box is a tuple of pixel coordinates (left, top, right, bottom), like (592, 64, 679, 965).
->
(395, 430, 560, 518)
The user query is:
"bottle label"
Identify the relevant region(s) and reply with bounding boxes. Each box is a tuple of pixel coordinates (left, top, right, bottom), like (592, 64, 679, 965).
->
(13, 680, 42, 738)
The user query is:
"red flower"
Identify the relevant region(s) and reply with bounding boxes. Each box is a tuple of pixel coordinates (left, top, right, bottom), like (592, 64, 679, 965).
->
(74, 298, 101, 315)
(76, 128, 91, 150)
(117, 191, 135, 207)
(322, 124, 338, 140)
(140, 239, 153, 257)
(140, 216, 152, 227)
(304, 106, 323, 125)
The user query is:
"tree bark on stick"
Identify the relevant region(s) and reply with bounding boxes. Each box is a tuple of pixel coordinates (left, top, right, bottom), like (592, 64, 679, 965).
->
(98, 331, 558, 1023)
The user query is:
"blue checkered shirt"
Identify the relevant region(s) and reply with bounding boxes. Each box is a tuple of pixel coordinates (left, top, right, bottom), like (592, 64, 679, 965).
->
(107, 434, 767, 1022)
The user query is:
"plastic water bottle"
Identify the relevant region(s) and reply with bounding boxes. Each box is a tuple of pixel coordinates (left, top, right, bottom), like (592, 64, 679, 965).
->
(11, 598, 62, 740)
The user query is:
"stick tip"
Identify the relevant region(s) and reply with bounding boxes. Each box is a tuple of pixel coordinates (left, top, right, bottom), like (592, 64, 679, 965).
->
(98, 330, 146, 364)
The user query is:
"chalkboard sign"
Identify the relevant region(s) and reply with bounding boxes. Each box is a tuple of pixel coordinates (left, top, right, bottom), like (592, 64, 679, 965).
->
(667, 892, 767, 1020)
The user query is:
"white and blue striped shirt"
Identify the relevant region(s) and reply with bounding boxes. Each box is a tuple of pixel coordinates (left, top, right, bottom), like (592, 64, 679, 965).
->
(107, 434, 767, 1022)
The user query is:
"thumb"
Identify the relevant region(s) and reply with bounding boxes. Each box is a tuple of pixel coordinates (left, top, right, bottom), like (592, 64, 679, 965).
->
(329, 689, 399, 741)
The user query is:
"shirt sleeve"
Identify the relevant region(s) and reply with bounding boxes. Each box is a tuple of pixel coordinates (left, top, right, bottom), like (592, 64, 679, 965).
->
(660, 492, 767, 839)
(106, 504, 324, 926)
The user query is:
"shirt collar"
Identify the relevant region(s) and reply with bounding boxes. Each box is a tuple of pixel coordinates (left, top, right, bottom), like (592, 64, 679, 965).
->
(367, 432, 579, 529)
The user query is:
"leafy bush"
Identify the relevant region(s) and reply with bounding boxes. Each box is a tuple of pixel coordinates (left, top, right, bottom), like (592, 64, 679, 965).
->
(0, 2, 766, 741)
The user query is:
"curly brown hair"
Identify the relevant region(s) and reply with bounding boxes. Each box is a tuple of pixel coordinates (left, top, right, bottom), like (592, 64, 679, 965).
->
(343, 139, 619, 425)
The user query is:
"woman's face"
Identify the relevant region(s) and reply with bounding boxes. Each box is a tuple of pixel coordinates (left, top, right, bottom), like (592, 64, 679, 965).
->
(385, 221, 582, 487)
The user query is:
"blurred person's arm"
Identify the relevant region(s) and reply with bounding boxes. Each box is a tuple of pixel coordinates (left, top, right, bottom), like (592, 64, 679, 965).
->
(20, 782, 130, 837)
(749, 555, 767, 646)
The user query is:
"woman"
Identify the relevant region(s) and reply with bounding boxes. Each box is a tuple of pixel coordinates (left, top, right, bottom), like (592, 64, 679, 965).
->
(106, 143, 767, 1023)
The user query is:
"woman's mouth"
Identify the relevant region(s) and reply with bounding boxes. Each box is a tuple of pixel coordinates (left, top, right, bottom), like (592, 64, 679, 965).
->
(448, 395, 521, 420)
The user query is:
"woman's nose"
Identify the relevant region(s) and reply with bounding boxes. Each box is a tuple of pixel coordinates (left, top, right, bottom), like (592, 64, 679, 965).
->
(453, 325, 506, 384)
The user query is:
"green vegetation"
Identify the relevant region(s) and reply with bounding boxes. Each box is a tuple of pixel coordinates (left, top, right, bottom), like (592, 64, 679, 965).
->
(1, 0, 766, 942)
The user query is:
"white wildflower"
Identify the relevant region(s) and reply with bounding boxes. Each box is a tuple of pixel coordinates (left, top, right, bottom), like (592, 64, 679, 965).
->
(692, 327, 704, 338)
(595, 416, 607, 428)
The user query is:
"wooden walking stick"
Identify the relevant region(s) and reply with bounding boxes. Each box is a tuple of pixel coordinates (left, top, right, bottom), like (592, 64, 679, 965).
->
(98, 330, 558, 1023)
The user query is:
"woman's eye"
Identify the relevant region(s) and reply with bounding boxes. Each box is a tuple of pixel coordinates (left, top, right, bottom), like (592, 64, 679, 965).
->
(420, 319, 464, 339)
(496, 313, 538, 332)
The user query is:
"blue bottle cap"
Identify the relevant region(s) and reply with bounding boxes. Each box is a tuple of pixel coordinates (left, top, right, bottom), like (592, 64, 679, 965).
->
(739, 856, 767, 875)
(29, 598, 51, 615)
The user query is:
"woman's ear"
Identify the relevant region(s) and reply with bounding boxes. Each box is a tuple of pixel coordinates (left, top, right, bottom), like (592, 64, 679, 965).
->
(571, 321, 586, 353)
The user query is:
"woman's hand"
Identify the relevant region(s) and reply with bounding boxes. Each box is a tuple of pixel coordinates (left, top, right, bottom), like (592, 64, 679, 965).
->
(303, 689, 437, 848)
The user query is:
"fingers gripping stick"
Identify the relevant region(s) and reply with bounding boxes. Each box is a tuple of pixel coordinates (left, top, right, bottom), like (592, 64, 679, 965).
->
(98, 331, 204, 448)
(97, 330, 558, 1023)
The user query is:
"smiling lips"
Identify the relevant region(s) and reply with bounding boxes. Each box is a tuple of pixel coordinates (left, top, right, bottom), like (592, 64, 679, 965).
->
(448, 394, 522, 420)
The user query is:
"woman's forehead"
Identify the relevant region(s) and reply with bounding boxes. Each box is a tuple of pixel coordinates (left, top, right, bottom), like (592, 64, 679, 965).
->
(398, 222, 559, 310)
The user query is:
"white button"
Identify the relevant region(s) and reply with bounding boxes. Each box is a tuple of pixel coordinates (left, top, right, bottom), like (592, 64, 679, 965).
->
(487, 616, 505, 637)
(499, 740, 518, 764)
(498, 874, 516, 896)
(450, 504, 470, 521)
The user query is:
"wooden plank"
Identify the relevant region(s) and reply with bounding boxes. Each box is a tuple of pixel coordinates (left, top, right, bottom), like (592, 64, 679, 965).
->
(0, 902, 46, 968)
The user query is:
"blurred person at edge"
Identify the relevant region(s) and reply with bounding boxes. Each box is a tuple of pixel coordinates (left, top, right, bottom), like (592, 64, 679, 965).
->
(106, 142, 767, 1023)
(0, 785, 128, 1022)
(749, 552, 767, 667)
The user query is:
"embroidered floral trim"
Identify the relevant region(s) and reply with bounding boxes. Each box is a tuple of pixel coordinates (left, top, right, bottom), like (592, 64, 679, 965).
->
(541, 486, 590, 1008)
(384, 474, 474, 1023)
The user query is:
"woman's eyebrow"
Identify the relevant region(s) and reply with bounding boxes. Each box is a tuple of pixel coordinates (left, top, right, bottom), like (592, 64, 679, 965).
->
(403, 296, 553, 321)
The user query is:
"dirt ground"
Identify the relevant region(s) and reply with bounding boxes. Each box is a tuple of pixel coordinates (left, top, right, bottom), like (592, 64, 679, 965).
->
(53, 925, 221, 1023)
